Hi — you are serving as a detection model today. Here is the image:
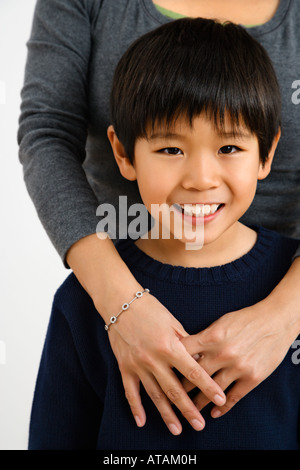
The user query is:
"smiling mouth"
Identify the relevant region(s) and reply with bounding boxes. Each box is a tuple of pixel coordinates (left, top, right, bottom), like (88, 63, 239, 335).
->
(174, 203, 224, 217)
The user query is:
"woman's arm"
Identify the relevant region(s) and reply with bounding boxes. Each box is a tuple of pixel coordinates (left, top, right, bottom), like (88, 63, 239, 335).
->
(18, 0, 100, 262)
(181, 255, 300, 417)
(66, 232, 226, 435)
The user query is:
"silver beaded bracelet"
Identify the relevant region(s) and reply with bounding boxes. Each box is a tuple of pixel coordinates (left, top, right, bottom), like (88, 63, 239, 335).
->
(104, 288, 150, 331)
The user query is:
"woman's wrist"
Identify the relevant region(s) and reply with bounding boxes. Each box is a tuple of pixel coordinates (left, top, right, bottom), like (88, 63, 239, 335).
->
(66, 233, 143, 323)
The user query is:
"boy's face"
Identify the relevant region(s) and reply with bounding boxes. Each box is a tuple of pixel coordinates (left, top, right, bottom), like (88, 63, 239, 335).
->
(109, 113, 278, 261)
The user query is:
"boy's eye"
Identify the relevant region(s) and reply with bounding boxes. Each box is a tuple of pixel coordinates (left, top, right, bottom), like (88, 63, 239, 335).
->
(219, 145, 241, 154)
(159, 147, 183, 155)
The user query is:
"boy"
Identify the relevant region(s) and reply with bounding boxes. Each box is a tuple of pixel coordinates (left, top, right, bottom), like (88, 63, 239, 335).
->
(28, 18, 299, 450)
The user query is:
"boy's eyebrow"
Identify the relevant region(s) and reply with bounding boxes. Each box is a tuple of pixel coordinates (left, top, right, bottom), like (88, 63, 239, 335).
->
(146, 129, 253, 141)
(146, 132, 186, 141)
(218, 130, 252, 139)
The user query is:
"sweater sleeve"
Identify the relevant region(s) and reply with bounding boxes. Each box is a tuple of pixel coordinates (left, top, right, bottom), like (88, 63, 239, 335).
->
(28, 301, 103, 450)
(18, 0, 102, 265)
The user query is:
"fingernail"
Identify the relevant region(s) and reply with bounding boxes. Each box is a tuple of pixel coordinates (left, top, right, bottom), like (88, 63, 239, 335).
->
(169, 423, 181, 435)
(211, 409, 222, 418)
(213, 394, 226, 406)
(191, 419, 204, 431)
(134, 415, 143, 427)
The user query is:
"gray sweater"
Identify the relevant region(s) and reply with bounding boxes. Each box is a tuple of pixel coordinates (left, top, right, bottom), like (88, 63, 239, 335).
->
(18, 0, 300, 263)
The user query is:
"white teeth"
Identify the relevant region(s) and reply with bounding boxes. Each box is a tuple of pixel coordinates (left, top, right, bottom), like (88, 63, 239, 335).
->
(203, 204, 211, 215)
(179, 203, 221, 216)
(194, 205, 202, 216)
(183, 204, 193, 215)
(210, 204, 219, 213)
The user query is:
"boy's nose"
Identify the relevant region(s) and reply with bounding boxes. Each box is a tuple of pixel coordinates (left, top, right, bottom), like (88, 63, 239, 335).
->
(181, 153, 221, 191)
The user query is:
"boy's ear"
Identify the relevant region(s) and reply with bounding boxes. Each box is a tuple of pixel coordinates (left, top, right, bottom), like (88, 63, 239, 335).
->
(257, 127, 281, 180)
(107, 125, 137, 181)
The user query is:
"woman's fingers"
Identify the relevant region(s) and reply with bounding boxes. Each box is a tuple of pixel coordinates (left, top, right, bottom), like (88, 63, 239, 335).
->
(170, 342, 226, 406)
(187, 354, 265, 419)
(142, 368, 206, 433)
(118, 345, 205, 433)
(191, 369, 233, 413)
(181, 333, 205, 358)
(122, 373, 146, 427)
(181, 354, 216, 393)
(193, 375, 255, 418)
(139, 372, 184, 435)
(118, 335, 225, 430)
(122, 369, 205, 435)
(210, 379, 253, 418)
(110, 294, 226, 426)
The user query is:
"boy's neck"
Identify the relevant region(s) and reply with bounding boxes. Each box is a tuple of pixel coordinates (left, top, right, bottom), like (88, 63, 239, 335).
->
(135, 222, 257, 268)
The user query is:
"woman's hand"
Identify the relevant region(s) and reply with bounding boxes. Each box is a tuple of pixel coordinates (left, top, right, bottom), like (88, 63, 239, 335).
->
(67, 233, 225, 435)
(181, 257, 300, 418)
(102, 292, 226, 435)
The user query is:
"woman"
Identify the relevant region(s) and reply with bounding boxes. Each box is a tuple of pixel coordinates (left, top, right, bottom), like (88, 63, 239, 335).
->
(18, 0, 300, 435)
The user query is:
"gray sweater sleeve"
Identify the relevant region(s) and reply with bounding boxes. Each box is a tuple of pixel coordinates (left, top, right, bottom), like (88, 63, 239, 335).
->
(18, 0, 101, 265)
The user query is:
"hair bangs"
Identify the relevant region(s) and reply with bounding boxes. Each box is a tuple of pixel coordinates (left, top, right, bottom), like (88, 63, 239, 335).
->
(110, 18, 281, 163)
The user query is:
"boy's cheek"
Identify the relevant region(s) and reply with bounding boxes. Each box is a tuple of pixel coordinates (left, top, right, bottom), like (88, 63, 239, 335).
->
(227, 165, 260, 192)
(136, 182, 162, 208)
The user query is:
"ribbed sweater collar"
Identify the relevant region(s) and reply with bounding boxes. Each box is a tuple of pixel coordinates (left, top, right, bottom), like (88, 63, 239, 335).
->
(116, 226, 276, 285)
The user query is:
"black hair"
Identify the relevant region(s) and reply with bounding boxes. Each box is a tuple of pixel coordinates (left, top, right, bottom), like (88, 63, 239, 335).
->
(110, 18, 281, 164)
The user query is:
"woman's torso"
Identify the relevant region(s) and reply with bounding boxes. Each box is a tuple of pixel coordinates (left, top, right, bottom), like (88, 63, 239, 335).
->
(85, 0, 300, 238)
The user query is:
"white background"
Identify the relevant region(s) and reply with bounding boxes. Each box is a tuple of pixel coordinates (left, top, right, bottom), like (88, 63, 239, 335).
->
(0, 0, 67, 450)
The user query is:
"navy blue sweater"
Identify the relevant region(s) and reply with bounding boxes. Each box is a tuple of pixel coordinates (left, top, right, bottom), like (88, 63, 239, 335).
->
(29, 227, 300, 450)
